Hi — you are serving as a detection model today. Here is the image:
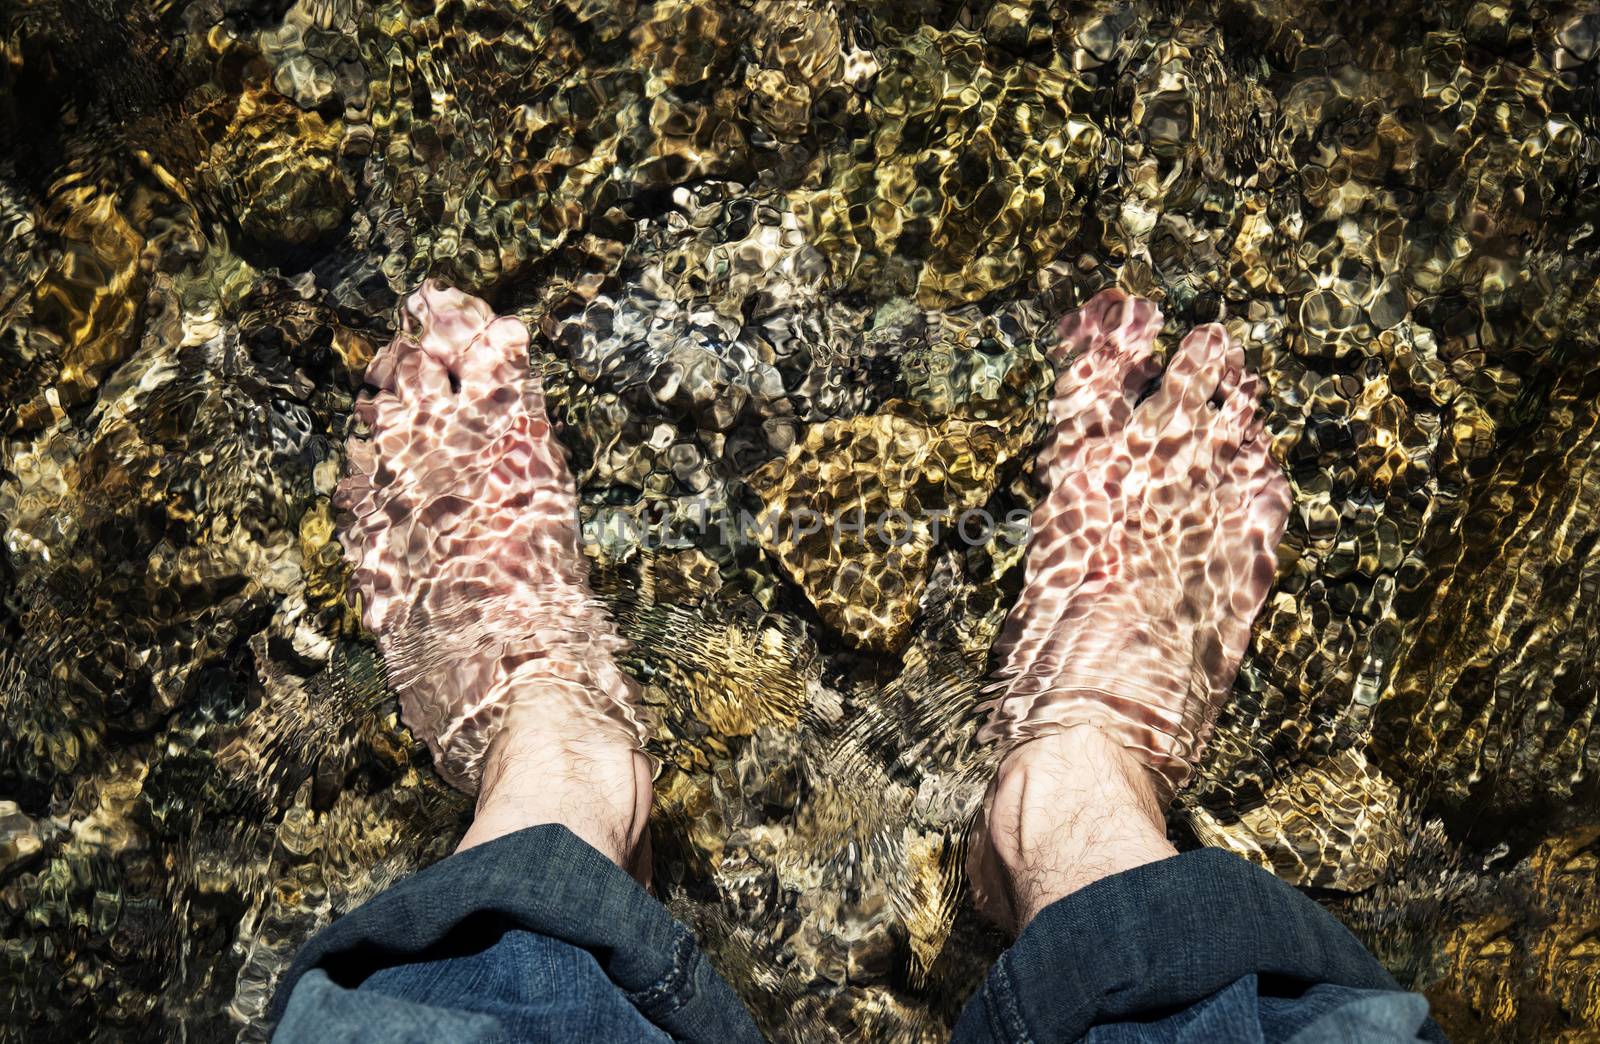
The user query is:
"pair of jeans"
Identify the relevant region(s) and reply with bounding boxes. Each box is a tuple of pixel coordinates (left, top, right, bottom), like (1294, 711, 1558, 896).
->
(271, 825, 1444, 1042)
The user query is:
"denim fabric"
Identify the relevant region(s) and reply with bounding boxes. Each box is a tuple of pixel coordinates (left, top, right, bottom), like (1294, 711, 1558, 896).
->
(278, 930, 670, 1043)
(272, 828, 1443, 1043)
(951, 847, 1445, 1044)
(270, 824, 762, 1044)
(1065, 976, 1434, 1043)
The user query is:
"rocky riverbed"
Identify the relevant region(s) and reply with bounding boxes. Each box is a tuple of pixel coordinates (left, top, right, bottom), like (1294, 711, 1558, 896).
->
(1, 0, 1597, 1039)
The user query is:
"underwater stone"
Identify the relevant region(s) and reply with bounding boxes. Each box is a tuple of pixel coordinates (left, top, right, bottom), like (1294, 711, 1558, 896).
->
(3, 0, 1600, 1038)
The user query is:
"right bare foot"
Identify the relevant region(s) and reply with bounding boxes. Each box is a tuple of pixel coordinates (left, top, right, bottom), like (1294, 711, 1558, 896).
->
(969, 289, 1292, 930)
(981, 289, 1292, 791)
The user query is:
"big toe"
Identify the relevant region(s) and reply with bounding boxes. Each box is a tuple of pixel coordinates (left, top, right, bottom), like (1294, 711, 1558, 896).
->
(1050, 290, 1163, 401)
(393, 335, 453, 405)
(403, 280, 496, 377)
(1039, 293, 1164, 489)
(1055, 288, 1163, 365)
(1208, 371, 1261, 483)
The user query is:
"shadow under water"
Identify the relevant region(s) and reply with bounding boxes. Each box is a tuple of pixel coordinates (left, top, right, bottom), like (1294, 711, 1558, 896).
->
(1, 0, 1598, 1040)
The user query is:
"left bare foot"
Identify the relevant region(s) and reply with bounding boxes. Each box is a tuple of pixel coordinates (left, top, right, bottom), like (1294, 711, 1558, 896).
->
(335, 281, 652, 870)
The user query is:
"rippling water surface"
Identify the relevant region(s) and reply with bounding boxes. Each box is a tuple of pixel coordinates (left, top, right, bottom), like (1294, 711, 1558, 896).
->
(1, 0, 1598, 1040)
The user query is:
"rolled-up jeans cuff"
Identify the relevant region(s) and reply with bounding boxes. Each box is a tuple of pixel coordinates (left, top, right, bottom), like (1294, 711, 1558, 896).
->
(964, 847, 1446, 1043)
(267, 823, 759, 1042)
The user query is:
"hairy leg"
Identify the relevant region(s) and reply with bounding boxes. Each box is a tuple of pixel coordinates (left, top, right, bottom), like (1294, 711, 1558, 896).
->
(970, 727, 1175, 935)
(464, 703, 653, 875)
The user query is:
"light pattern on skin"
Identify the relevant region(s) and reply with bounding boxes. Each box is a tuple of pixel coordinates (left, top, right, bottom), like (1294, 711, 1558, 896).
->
(334, 281, 649, 791)
(981, 289, 1293, 791)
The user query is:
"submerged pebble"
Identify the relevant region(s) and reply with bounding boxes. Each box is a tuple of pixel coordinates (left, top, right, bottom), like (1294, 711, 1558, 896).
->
(0, 0, 1597, 1039)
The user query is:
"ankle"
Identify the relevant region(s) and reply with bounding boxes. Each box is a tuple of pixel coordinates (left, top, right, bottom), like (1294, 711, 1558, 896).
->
(978, 726, 1177, 932)
(457, 712, 653, 873)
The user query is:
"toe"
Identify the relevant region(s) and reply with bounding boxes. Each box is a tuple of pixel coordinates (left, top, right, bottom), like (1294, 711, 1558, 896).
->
(521, 363, 552, 421)
(332, 473, 374, 536)
(393, 338, 453, 403)
(1100, 293, 1165, 382)
(1035, 415, 1100, 497)
(363, 330, 408, 392)
(1219, 424, 1269, 511)
(1220, 429, 1290, 553)
(1211, 444, 1290, 660)
(1209, 372, 1261, 480)
(339, 438, 378, 498)
(459, 315, 534, 400)
(1248, 453, 1293, 549)
(1052, 288, 1129, 361)
(1038, 295, 1163, 490)
(403, 280, 495, 377)
(1208, 337, 1248, 414)
(1135, 325, 1232, 484)
(1048, 291, 1163, 409)
(352, 391, 384, 432)
(1215, 336, 1246, 398)
(1053, 288, 1163, 365)
(1152, 324, 1232, 431)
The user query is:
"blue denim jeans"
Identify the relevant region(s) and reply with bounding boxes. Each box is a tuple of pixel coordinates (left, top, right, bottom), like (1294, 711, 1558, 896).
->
(271, 825, 1445, 1043)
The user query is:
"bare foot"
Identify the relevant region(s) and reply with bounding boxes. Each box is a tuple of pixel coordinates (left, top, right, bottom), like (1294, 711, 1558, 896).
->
(969, 289, 1292, 930)
(335, 281, 652, 869)
(982, 289, 1291, 790)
